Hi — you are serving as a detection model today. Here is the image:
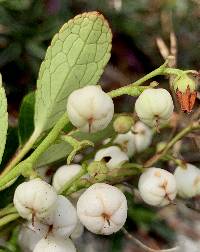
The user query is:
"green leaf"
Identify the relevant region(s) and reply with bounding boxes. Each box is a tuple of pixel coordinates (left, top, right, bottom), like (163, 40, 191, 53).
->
(0, 127, 19, 171)
(0, 74, 8, 165)
(34, 11, 112, 135)
(36, 121, 115, 167)
(18, 92, 35, 145)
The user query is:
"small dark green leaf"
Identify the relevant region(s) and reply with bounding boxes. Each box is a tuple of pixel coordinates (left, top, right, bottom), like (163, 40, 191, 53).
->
(18, 92, 35, 145)
(0, 127, 18, 171)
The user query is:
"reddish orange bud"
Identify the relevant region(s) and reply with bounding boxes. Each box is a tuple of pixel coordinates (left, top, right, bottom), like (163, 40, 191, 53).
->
(176, 86, 197, 113)
(173, 73, 197, 113)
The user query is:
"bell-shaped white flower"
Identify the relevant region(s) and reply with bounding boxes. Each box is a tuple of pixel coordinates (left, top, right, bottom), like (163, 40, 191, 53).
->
(94, 146, 129, 170)
(138, 167, 177, 206)
(33, 236, 76, 252)
(77, 183, 127, 235)
(52, 164, 82, 193)
(13, 178, 57, 220)
(114, 121, 152, 157)
(135, 88, 174, 127)
(174, 163, 200, 198)
(29, 195, 77, 239)
(67, 86, 114, 133)
(18, 226, 42, 252)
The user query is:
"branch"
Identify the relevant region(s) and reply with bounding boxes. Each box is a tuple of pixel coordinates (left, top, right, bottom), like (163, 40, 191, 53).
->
(122, 228, 179, 252)
(144, 122, 200, 167)
(0, 114, 69, 189)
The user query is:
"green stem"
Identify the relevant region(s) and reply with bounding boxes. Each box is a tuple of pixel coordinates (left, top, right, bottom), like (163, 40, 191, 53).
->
(144, 122, 200, 167)
(60, 167, 87, 195)
(65, 166, 141, 196)
(28, 114, 69, 164)
(0, 213, 19, 228)
(0, 114, 69, 189)
(1, 129, 40, 176)
(108, 59, 185, 98)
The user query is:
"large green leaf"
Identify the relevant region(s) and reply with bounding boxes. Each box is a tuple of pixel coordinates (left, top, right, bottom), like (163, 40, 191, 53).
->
(36, 121, 115, 167)
(34, 12, 112, 135)
(0, 74, 8, 165)
(18, 92, 35, 145)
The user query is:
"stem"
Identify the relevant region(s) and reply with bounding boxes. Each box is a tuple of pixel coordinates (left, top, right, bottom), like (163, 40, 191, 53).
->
(0, 114, 69, 189)
(1, 129, 40, 176)
(59, 167, 87, 195)
(65, 167, 141, 196)
(0, 213, 19, 228)
(108, 61, 168, 98)
(144, 122, 200, 167)
(122, 228, 179, 252)
(108, 86, 149, 98)
(28, 114, 69, 163)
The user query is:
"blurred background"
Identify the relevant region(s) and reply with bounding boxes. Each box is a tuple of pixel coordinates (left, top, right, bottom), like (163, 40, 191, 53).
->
(0, 0, 200, 251)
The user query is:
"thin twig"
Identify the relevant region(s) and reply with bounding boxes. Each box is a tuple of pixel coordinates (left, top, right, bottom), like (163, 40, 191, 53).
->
(122, 228, 180, 252)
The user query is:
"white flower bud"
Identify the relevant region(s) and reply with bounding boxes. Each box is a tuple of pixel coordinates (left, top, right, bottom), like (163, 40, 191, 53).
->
(94, 146, 129, 170)
(70, 220, 84, 240)
(138, 168, 177, 206)
(67, 86, 114, 133)
(52, 165, 82, 193)
(18, 226, 42, 252)
(13, 178, 57, 220)
(77, 183, 127, 235)
(114, 121, 152, 157)
(135, 88, 174, 127)
(30, 195, 77, 239)
(132, 121, 153, 152)
(37, 166, 52, 183)
(33, 236, 76, 252)
(174, 163, 200, 198)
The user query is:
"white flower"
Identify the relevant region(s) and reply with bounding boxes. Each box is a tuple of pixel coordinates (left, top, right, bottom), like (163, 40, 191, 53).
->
(18, 226, 42, 252)
(174, 163, 200, 198)
(29, 195, 77, 239)
(114, 121, 152, 157)
(52, 164, 82, 193)
(94, 146, 129, 170)
(135, 88, 174, 127)
(77, 183, 127, 235)
(33, 236, 76, 252)
(67, 86, 114, 133)
(13, 178, 57, 220)
(138, 167, 177, 206)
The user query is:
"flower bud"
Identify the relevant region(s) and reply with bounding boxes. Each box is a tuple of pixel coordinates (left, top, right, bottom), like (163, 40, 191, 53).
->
(52, 165, 82, 193)
(87, 161, 108, 181)
(114, 121, 152, 157)
(13, 178, 57, 221)
(135, 88, 174, 128)
(113, 115, 134, 133)
(173, 74, 197, 112)
(30, 195, 77, 239)
(67, 86, 114, 133)
(33, 236, 76, 252)
(77, 183, 127, 235)
(138, 167, 177, 206)
(174, 163, 200, 198)
(94, 146, 129, 170)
